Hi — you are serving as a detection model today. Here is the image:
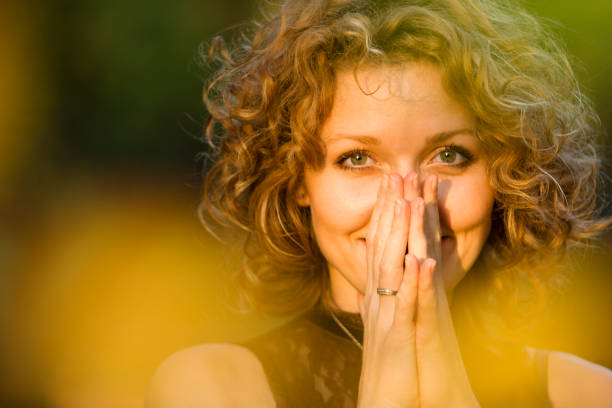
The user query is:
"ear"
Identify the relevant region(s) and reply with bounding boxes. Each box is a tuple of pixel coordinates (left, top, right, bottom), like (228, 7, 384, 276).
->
(296, 185, 310, 207)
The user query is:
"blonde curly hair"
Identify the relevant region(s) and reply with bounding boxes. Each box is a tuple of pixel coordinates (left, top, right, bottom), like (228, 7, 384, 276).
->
(200, 0, 609, 317)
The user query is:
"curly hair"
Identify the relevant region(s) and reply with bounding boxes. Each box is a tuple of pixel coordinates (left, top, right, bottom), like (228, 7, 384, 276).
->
(200, 0, 609, 317)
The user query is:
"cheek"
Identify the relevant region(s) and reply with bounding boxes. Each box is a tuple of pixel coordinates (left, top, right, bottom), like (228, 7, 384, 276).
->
(305, 173, 378, 243)
(437, 171, 494, 292)
(438, 173, 494, 235)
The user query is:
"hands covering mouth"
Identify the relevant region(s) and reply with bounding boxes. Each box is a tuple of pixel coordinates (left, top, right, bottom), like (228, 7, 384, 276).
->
(356, 172, 479, 408)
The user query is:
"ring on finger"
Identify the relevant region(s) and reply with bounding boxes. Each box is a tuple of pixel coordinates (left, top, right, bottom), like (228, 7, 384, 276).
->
(376, 288, 399, 296)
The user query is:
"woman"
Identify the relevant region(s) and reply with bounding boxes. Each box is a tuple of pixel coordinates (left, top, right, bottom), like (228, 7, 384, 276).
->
(147, 0, 612, 406)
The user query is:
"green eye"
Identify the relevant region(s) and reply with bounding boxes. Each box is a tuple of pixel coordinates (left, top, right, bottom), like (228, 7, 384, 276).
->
(439, 149, 458, 163)
(336, 150, 375, 170)
(349, 153, 369, 166)
(433, 145, 473, 165)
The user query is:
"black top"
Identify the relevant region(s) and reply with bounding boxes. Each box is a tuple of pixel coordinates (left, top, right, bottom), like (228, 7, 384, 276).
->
(241, 305, 551, 407)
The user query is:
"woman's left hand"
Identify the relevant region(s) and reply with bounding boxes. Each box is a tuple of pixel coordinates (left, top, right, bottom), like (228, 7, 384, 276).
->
(405, 173, 480, 407)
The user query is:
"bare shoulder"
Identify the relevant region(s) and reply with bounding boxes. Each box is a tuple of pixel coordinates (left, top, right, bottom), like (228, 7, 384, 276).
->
(548, 351, 612, 408)
(145, 343, 276, 408)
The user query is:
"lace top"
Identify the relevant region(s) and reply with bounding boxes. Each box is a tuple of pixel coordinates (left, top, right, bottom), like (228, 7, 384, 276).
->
(241, 305, 551, 407)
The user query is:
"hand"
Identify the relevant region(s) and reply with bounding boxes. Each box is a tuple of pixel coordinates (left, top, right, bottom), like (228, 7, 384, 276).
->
(357, 172, 480, 408)
(358, 173, 419, 408)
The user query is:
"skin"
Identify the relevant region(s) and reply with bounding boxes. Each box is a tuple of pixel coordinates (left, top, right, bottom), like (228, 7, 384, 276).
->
(297, 62, 495, 407)
(300, 63, 495, 312)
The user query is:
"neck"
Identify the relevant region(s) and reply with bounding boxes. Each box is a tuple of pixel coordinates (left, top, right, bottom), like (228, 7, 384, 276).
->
(328, 265, 361, 313)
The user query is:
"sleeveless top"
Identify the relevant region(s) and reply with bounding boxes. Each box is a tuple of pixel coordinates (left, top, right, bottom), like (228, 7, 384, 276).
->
(241, 304, 552, 408)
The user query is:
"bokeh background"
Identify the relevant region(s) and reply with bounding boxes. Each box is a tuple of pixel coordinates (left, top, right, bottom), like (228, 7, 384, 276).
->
(1, 0, 611, 407)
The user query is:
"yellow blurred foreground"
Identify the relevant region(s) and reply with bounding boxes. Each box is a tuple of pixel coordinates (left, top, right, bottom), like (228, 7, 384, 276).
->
(1, 178, 276, 407)
(1, 176, 611, 407)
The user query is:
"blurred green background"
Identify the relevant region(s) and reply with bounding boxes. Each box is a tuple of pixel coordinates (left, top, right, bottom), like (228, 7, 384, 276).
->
(1, 0, 611, 407)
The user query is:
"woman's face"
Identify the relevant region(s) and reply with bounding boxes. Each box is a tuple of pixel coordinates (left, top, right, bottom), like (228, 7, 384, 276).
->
(299, 63, 495, 312)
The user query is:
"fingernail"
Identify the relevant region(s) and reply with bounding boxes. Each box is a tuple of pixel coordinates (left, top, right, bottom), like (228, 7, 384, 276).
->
(395, 198, 403, 215)
(391, 173, 401, 186)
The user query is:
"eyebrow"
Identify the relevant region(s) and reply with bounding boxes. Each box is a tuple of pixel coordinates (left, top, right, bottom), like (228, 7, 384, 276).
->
(326, 134, 381, 146)
(425, 128, 475, 146)
(327, 128, 475, 146)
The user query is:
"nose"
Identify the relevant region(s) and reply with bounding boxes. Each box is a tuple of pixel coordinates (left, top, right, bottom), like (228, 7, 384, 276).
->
(391, 160, 417, 180)
(388, 162, 425, 193)
(388, 159, 422, 182)
(386, 164, 441, 205)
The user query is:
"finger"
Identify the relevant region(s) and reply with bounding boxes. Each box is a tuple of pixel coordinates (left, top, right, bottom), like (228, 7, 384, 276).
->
(415, 258, 446, 359)
(393, 253, 419, 330)
(408, 197, 427, 261)
(370, 174, 403, 331)
(403, 171, 421, 202)
(377, 198, 410, 323)
(366, 174, 388, 297)
(422, 174, 437, 204)
(415, 258, 439, 341)
(366, 173, 400, 328)
(378, 198, 410, 290)
(423, 175, 441, 262)
(372, 173, 403, 283)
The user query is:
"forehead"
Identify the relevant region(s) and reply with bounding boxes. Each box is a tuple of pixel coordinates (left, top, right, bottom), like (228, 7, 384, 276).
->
(321, 63, 474, 145)
(337, 63, 443, 102)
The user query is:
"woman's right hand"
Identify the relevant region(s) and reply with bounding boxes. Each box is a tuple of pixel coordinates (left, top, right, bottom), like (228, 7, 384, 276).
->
(357, 172, 421, 408)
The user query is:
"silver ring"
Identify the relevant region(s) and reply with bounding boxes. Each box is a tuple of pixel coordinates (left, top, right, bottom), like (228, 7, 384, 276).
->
(377, 288, 399, 296)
